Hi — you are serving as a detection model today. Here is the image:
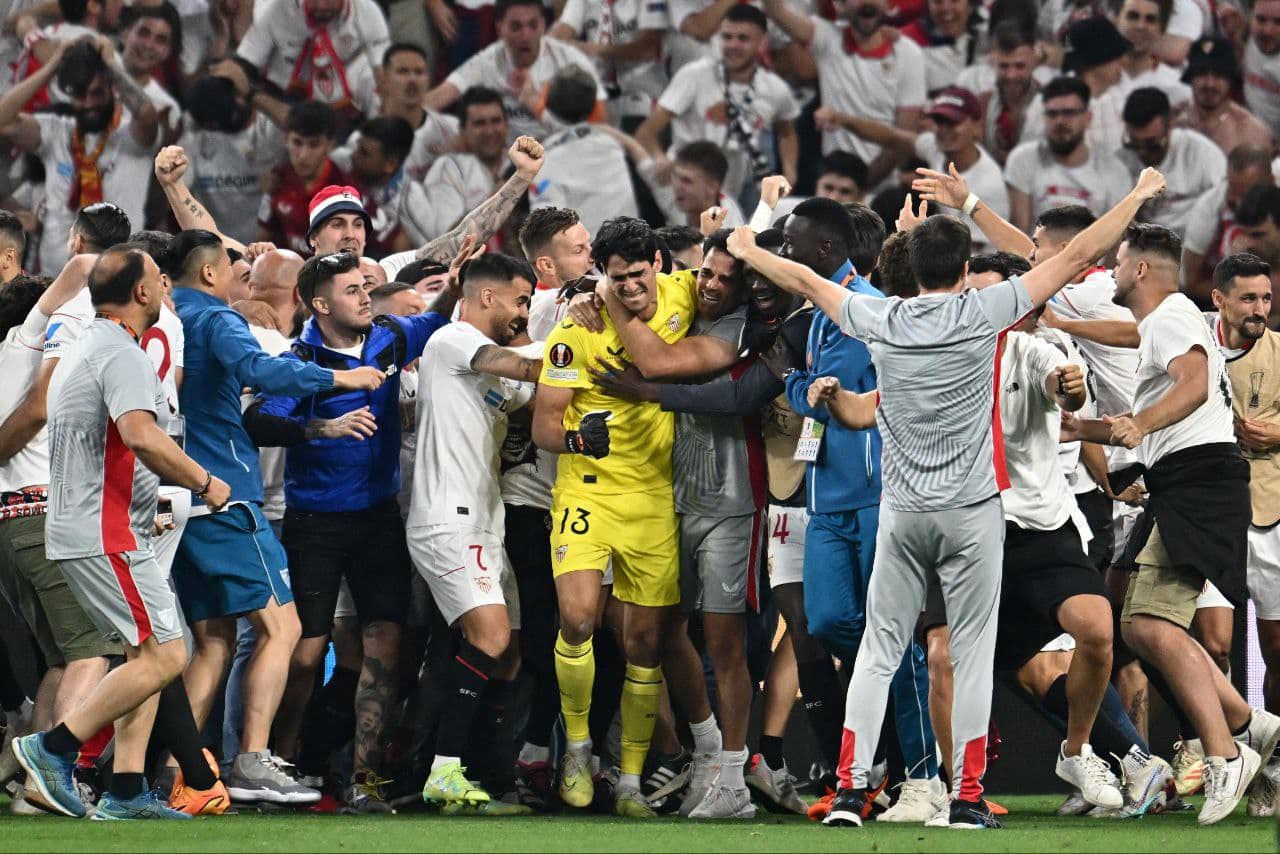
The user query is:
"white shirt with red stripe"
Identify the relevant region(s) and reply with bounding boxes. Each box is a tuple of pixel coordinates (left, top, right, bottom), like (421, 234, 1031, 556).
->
(0, 303, 52, 497)
(141, 304, 185, 415)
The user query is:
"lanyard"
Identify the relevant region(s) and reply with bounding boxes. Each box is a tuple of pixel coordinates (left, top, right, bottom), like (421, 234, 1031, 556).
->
(95, 312, 140, 343)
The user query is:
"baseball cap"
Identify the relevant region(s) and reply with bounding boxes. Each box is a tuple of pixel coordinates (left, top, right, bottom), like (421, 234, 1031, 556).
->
(307, 185, 371, 238)
(1182, 36, 1238, 82)
(926, 87, 982, 123)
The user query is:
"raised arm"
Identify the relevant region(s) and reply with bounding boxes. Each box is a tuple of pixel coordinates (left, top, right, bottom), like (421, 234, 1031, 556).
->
(424, 80, 462, 112)
(913, 163, 1035, 258)
(679, 0, 737, 39)
(1019, 168, 1166, 308)
(154, 146, 247, 252)
(726, 227, 848, 324)
(0, 38, 66, 152)
(97, 37, 158, 149)
(760, 0, 814, 45)
(813, 107, 916, 153)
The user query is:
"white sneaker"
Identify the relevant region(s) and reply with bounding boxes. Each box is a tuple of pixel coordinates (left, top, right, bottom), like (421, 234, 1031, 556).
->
(743, 754, 805, 814)
(924, 804, 950, 828)
(1234, 709, 1280, 803)
(876, 777, 947, 823)
(678, 751, 720, 818)
(1056, 790, 1091, 816)
(1199, 745, 1261, 826)
(1247, 761, 1280, 817)
(1118, 751, 1173, 816)
(11, 792, 52, 815)
(687, 782, 756, 819)
(1055, 743, 1122, 809)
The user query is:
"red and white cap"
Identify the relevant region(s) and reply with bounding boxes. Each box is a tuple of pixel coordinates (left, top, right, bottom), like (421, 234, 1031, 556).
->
(307, 185, 371, 237)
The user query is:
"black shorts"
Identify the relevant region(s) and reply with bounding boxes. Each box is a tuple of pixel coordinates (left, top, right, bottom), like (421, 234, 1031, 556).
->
(282, 500, 412, 638)
(1075, 488, 1113, 572)
(919, 519, 1109, 671)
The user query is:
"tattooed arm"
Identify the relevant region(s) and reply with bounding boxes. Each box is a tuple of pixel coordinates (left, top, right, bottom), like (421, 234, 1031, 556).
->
(471, 344, 542, 383)
(97, 37, 160, 149)
(154, 146, 248, 253)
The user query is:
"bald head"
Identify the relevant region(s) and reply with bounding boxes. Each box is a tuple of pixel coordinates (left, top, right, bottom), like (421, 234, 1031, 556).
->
(249, 249, 305, 307)
(359, 257, 388, 290)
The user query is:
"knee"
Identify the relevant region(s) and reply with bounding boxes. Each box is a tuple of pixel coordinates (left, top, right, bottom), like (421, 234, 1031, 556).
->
(259, 609, 303, 649)
(704, 625, 745, 668)
(155, 638, 190, 683)
(469, 624, 511, 661)
(362, 621, 401, 657)
(560, 607, 596, 645)
(1201, 637, 1231, 673)
(623, 627, 661, 668)
(807, 608, 859, 660)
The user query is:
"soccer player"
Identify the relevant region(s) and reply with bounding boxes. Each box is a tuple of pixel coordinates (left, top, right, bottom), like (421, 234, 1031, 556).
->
(13, 245, 231, 820)
(407, 253, 542, 812)
(1065, 229, 1280, 825)
(725, 166, 1168, 828)
(533, 217, 699, 818)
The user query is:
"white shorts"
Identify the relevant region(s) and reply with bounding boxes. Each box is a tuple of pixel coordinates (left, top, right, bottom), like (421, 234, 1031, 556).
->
(152, 486, 191, 580)
(766, 504, 807, 589)
(1248, 524, 1280, 620)
(407, 525, 520, 630)
(1195, 580, 1234, 611)
(334, 578, 356, 620)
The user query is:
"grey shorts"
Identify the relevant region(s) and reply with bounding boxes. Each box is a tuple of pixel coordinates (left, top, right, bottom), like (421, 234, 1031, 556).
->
(678, 511, 765, 614)
(58, 549, 184, 647)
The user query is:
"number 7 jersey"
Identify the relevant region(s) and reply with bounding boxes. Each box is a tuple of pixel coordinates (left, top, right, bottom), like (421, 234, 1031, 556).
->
(539, 270, 697, 497)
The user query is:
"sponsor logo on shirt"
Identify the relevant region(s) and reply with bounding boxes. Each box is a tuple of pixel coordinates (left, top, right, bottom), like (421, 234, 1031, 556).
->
(546, 368, 579, 381)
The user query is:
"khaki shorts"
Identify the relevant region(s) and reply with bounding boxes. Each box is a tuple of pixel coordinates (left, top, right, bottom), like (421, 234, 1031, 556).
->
(1121, 522, 1204, 630)
(0, 515, 120, 665)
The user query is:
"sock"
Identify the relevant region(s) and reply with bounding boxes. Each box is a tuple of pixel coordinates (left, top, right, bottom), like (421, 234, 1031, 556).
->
(431, 753, 460, 772)
(589, 631, 625, 749)
(619, 664, 663, 777)
(434, 639, 496, 762)
(689, 714, 721, 756)
(720, 748, 748, 789)
(1042, 674, 1070, 722)
(759, 734, 785, 770)
(619, 772, 641, 792)
(1232, 712, 1253, 739)
(519, 743, 550, 764)
(1095, 683, 1149, 760)
(149, 680, 216, 790)
(470, 678, 517, 790)
(45, 723, 84, 757)
(797, 657, 845, 770)
(109, 771, 145, 799)
(554, 633, 594, 744)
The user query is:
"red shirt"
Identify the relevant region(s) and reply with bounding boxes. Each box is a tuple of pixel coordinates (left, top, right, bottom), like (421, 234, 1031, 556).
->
(257, 159, 351, 255)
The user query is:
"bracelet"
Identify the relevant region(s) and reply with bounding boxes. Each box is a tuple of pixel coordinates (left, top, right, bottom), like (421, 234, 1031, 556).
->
(961, 193, 981, 217)
(194, 471, 212, 497)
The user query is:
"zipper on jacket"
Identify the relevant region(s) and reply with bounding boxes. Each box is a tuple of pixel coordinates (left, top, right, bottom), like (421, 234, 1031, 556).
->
(229, 439, 251, 473)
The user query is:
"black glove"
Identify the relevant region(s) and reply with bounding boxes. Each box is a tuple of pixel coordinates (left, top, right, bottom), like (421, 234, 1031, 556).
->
(566, 410, 611, 458)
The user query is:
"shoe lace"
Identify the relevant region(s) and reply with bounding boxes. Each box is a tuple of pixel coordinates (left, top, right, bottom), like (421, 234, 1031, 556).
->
(896, 779, 933, 807)
(356, 773, 393, 800)
(1202, 760, 1225, 798)
(265, 755, 302, 785)
(1083, 751, 1118, 790)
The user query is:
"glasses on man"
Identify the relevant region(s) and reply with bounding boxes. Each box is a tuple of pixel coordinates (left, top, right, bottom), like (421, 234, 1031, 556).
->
(1122, 135, 1168, 153)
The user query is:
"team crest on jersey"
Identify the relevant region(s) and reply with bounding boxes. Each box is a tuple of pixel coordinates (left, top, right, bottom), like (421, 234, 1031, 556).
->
(555, 545, 568, 564)
(475, 576, 492, 594)
(667, 313, 681, 332)
(550, 343, 574, 368)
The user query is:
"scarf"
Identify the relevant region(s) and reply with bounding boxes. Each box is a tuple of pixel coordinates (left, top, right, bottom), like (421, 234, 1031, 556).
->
(287, 0, 355, 108)
(67, 105, 122, 212)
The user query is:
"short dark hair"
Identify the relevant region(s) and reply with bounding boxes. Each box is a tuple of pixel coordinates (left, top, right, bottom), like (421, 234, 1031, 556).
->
(1229, 143, 1274, 173)
(58, 0, 88, 23)
(791, 197, 855, 249)
(169, 229, 226, 283)
(674, 141, 729, 185)
(360, 116, 415, 164)
(872, 231, 917, 298)
(990, 18, 1034, 51)
(495, 0, 544, 20)
(755, 228, 785, 252)
(393, 258, 449, 284)
(286, 100, 338, 139)
(655, 225, 703, 254)
(0, 210, 25, 255)
(845, 203, 887, 275)
(968, 250, 1032, 280)
(89, 243, 151, 307)
(520, 207, 581, 258)
(0, 275, 50, 335)
(459, 252, 537, 295)
(382, 41, 428, 67)
(1042, 75, 1091, 108)
(1235, 184, 1280, 228)
(701, 228, 747, 277)
(1035, 204, 1097, 237)
(297, 251, 360, 309)
(908, 216, 972, 290)
(459, 86, 508, 124)
(817, 151, 869, 192)
(1122, 86, 1171, 126)
(57, 41, 107, 99)
(128, 229, 176, 277)
(1142, 0, 1174, 28)
(724, 2, 768, 30)
(122, 2, 183, 62)
(546, 67, 598, 124)
(1213, 252, 1272, 291)
(1121, 222, 1182, 265)
(369, 281, 416, 301)
(593, 217, 659, 267)
(73, 203, 132, 253)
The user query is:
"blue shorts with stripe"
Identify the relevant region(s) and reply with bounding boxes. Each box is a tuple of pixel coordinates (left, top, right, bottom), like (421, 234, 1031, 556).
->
(171, 502, 292, 624)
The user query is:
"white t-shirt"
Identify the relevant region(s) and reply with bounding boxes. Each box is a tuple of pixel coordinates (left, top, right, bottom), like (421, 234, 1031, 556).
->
(140, 304, 185, 415)
(179, 117, 284, 246)
(556, 0, 668, 111)
(999, 329, 1077, 531)
(0, 303, 51, 492)
(531, 123, 638, 236)
(1119, 64, 1192, 110)
(1168, 0, 1208, 40)
(639, 156, 745, 227)
(142, 78, 182, 140)
(445, 38, 608, 141)
(42, 287, 94, 363)
(408, 320, 533, 533)
(808, 18, 927, 163)
(237, 0, 389, 113)
(420, 153, 495, 242)
(1245, 38, 1280, 137)
(1021, 83, 1127, 159)
(501, 288, 563, 510)
(246, 324, 293, 521)
(335, 109, 460, 184)
(1048, 269, 1139, 423)
(1003, 140, 1134, 224)
(914, 134, 1010, 229)
(657, 57, 800, 196)
(1117, 127, 1226, 239)
(1134, 292, 1235, 466)
(33, 113, 157, 275)
(1182, 180, 1230, 257)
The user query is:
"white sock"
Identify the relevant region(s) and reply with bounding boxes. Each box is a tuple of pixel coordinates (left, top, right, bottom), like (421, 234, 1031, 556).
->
(690, 715, 721, 755)
(566, 738, 591, 756)
(719, 748, 748, 789)
(431, 754, 460, 772)
(519, 743, 550, 764)
(591, 754, 602, 773)
(619, 773, 642, 792)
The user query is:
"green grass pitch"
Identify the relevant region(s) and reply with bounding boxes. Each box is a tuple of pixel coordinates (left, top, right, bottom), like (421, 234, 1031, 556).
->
(0, 795, 1274, 852)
